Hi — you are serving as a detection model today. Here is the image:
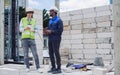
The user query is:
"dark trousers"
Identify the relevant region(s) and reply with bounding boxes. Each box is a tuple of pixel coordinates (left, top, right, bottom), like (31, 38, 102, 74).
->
(48, 39, 61, 69)
(22, 39, 40, 69)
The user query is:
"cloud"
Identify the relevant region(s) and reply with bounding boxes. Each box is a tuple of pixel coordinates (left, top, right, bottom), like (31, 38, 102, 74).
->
(28, 0, 109, 11)
(28, 0, 54, 10)
(60, 0, 109, 12)
(28, 0, 42, 9)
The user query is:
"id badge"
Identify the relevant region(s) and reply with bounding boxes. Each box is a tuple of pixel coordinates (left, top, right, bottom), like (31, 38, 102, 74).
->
(28, 25, 31, 29)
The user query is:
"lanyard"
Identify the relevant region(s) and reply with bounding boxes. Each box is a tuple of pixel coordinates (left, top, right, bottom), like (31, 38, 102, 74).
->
(27, 19, 32, 25)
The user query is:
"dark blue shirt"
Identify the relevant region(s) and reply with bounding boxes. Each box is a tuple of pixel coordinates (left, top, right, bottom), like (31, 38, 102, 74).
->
(48, 16, 63, 40)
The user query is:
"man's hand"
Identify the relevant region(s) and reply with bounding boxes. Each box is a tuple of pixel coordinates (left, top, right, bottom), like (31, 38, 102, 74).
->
(45, 30, 52, 34)
(43, 28, 47, 34)
(24, 27, 31, 31)
(31, 30, 35, 33)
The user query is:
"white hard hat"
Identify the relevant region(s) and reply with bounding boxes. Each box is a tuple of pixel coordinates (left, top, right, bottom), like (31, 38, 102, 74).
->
(50, 6, 58, 13)
(26, 7, 34, 13)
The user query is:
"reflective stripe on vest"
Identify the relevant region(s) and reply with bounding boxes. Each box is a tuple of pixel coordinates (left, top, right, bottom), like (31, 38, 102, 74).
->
(21, 17, 36, 39)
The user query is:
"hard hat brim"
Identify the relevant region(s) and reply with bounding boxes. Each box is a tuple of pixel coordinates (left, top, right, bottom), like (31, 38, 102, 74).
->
(26, 11, 34, 14)
(49, 9, 58, 13)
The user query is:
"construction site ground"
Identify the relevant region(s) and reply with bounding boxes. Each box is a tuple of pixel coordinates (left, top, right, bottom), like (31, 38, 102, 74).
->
(0, 64, 114, 75)
(0, 64, 93, 75)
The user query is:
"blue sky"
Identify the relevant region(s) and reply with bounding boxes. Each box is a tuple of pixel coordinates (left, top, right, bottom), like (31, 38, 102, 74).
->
(28, 0, 55, 10)
(28, 0, 110, 12)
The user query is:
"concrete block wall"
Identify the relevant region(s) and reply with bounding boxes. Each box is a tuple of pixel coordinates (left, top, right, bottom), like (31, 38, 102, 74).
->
(33, 9, 43, 64)
(60, 5, 113, 64)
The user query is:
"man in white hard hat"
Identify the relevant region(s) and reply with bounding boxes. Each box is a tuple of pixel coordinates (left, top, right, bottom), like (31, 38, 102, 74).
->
(44, 6, 63, 74)
(19, 8, 42, 73)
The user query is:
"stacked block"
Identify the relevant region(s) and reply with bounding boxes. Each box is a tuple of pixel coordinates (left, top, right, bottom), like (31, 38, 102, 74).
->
(34, 9, 43, 64)
(60, 5, 113, 64)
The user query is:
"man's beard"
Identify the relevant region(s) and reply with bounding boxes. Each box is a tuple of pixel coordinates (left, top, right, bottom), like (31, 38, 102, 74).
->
(50, 14, 53, 17)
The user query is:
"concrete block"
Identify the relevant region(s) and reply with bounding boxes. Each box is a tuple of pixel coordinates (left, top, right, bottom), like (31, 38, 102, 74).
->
(97, 33, 112, 38)
(84, 33, 97, 39)
(83, 39, 96, 44)
(34, 9, 43, 15)
(36, 40, 42, 44)
(60, 12, 70, 17)
(71, 24, 83, 30)
(37, 30, 43, 34)
(38, 51, 43, 64)
(0, 68, 19, 75)
(60, 44, 71, 48)
(35, 34, 41, 40)
(83, 13, 96, 18)
(96, 38, 111, 44)
(60, 48, 69, 56)
(111, 37, 114, 43)
(70, 19, 83, 25)
(83, 28, 96, 33)
(71, 15, 83, 20)
(34, 20, 42, 26)
(71, 49, 83, 54)
(111, 27, 114, 32)
(82, 8, 95, 13)
(96, 27, 111, 33)
(36, 43, 43, 49)
(61, 40, 70, 44)
(98, 55, 113, 60)
(111, 32, 114, 42)
(63, 20, 69, 25)
(61, 16, 71, 20)
(71, 39, 83, 44)
(71, 44, 84, 49)
(35, 36, 43, 41)
(72, 53, 84, 59)
(35, 34, 43, 39)
(62, 31, 70, 35)
(111, 49, 114, 55)
(62, 35, 71, 40)
(97, 21, 111, 27)
(33, 9, 43, 28)
(110, 15, 113, 20)
(96, 11, 112, 17)
(83, 23, 96, 28)
(105, 72, 114, 75)
(83, 18, 95, 24)
(71, 34, 84, 39)
(98, 44, 112, 49)
(70, 59, 84, 63)
(92, 67, 108, 75)
(83, 49, 96, 54)
(96, 49, 111, 54)
(70, 30, 82, 34)
(84, 54, 97, 59)
(95, 5, 110, 12)
(36, 42, 43, 49)
(64, 25, 71, 30)
(84, 44, 97, 49)
(82, 59, 94, 63)
(95, 16, 110, 22)
(69, 10, 82, 15)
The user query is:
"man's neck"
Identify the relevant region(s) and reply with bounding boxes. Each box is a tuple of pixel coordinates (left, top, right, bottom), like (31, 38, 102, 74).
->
(52, 15, 56, 18)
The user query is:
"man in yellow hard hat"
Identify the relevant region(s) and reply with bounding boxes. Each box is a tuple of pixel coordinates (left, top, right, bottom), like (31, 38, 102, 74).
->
(20, 8, 42, 73)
